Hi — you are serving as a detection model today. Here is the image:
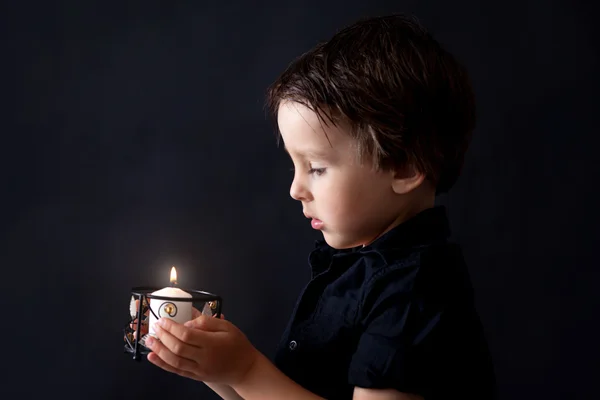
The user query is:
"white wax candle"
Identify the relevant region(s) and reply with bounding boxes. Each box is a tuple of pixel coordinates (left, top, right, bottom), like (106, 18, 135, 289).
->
(148, 286, 193, 337)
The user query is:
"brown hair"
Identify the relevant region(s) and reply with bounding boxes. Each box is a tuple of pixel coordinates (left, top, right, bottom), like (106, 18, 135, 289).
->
(265, 14, 475, 194)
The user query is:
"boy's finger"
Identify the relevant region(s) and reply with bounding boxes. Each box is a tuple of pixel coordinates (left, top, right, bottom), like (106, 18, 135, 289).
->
(152, 324, 204, 363)
(192, 307, 201, 319)
(184, 314, 227, 332)
(156, 318, 213, 346)
(149, 351, 205, 381)
(146, 345, 200, 379)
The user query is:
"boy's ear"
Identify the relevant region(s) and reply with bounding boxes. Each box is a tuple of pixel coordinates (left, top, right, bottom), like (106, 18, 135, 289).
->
(391, 166, 426, 194)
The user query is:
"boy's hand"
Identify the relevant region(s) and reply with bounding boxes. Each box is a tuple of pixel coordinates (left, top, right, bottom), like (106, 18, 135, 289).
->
(126, 301, 210, 343)
(145, 313, 260, 386)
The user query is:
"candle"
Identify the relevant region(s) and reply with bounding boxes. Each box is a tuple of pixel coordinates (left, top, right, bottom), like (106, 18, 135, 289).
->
(148, 266, 193, 337)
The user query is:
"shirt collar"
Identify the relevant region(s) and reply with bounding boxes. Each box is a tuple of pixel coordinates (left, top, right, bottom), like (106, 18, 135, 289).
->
(363, 206, 451, 253)
(308, 206, 451, 276)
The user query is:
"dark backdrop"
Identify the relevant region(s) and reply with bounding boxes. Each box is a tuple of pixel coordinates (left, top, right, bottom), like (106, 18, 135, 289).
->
(2, 1, 598, 399)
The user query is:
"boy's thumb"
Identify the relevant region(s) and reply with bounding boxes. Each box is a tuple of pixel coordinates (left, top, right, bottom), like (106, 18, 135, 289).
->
(184, 314, 223, 332)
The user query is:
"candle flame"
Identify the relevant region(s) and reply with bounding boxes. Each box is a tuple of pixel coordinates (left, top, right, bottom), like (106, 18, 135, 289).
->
(170, 266, 177, 285)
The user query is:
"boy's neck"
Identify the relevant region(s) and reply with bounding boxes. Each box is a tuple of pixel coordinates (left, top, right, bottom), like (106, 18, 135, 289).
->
(363, 187, 436, 247)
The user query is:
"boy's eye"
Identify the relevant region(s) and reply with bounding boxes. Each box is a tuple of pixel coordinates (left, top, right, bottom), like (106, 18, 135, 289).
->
(308, 167, 326, 176)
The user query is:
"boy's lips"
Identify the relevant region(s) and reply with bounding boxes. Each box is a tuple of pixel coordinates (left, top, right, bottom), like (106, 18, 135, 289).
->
(304, 212, 324, 230)
(311, 218, 324, 230)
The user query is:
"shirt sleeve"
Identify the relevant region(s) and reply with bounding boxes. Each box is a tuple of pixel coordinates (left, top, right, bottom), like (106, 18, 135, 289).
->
(347, 265, 443, 394)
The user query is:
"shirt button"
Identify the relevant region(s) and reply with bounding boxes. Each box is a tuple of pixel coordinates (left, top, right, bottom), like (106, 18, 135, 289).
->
(288, 340, 298, 351)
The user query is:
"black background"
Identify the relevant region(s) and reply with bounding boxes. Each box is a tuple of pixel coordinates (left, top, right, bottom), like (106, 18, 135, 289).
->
(2, 1, 598, 399)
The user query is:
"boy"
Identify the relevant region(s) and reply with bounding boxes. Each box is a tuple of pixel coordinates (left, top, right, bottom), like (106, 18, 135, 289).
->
(144, 14, 496, 400)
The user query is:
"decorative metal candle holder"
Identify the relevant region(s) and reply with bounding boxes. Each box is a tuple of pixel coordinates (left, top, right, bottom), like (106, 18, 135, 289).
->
(123, 286, 223, 361)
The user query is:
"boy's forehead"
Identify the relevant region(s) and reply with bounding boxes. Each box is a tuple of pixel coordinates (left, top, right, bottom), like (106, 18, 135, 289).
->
(278, 101, 324, 135)
(278, 101, 344, 154)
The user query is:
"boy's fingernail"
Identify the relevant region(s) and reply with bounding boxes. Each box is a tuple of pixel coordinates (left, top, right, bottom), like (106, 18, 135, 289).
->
(157, 318, 166, 327)
(184, 321, 193, 327)
(145, 336, 154, 347)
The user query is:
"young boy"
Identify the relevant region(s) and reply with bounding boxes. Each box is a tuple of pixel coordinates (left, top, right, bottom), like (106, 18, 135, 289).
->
(144, 14, 496, 400)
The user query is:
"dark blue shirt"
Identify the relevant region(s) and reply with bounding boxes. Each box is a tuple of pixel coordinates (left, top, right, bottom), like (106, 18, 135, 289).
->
(274, 206, 496, 399)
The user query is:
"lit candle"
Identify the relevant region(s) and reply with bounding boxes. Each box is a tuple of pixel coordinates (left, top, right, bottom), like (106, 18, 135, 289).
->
(148, 266, 193, 337)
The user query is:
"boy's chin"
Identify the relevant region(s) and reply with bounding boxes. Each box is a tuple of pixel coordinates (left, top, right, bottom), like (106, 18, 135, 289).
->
(322, 232, 363, 250)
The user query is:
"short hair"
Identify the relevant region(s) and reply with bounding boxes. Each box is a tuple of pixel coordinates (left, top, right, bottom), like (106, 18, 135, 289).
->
(265, 14, 476, 194)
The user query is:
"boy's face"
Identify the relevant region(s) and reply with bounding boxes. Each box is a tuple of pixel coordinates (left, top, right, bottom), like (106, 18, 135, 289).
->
(277, 101, 408, 249)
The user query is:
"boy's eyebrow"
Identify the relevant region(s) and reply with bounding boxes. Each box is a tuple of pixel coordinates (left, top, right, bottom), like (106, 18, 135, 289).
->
(283, 145, 331, 159)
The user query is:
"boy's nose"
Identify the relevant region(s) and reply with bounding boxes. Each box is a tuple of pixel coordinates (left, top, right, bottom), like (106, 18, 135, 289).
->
(290, 176, 311, 202)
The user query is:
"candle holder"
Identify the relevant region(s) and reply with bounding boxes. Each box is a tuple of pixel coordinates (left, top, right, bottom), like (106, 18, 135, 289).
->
(123, 286, 223, 361)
